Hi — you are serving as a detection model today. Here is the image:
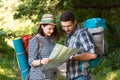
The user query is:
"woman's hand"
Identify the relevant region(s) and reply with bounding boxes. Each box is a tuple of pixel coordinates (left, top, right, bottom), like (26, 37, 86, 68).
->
(32, 58, 52, 67)
(32, 60, 41, 67)
(41, 58, 52, 64)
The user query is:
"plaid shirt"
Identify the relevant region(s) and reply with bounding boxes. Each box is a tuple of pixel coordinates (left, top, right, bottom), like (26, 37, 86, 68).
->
(65, 25, 95, 80)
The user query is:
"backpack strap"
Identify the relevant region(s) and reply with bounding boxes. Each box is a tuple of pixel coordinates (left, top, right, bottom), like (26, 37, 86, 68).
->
(33, 34, 43, 59)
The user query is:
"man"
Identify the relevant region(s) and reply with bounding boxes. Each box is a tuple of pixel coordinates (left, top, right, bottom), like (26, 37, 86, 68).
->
(60, 10, 98, 80)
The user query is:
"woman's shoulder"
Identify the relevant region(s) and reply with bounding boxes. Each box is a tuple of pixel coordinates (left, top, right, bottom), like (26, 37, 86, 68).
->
(29, 34, 41, 43)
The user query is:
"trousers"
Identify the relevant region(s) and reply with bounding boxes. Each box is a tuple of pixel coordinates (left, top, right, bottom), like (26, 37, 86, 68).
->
(73, 75, 91, 80)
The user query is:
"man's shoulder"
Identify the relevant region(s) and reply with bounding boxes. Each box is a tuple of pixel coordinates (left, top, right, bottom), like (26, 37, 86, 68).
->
(77, 27, 87, 33)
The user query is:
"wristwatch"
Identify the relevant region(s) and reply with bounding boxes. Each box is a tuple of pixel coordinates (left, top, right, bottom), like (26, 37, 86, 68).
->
(39, 59, 43, 66)
(72, 56, 75, 60)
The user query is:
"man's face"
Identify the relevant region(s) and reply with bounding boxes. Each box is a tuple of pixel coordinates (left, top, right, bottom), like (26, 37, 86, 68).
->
(61, 20, 76, 34)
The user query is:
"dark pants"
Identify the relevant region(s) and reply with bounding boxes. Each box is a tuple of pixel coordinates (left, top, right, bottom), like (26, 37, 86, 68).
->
(73, 75, 91, 80)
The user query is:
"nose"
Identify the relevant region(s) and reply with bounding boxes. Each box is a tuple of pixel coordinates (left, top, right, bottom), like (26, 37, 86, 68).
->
(63, 27, 68, 31)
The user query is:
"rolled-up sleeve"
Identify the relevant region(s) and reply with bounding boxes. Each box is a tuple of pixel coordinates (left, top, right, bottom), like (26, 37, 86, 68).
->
(28, 38, 39, 66)
(79, 29, 95, 54)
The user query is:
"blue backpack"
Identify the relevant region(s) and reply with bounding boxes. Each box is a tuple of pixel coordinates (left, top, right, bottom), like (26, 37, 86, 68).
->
(80, 18, 107, 69)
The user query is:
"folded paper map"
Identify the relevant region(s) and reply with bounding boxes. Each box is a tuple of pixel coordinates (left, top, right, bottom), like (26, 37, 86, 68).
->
(41, 44, 80, 69)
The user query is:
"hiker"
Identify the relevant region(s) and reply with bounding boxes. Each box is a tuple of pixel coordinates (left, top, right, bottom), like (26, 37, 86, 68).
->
(60, 10, 98, 80)
(28, 14, 59, 80)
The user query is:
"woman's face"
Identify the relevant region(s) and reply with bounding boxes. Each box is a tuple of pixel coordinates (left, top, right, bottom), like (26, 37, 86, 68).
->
(41, 24, 55, 36)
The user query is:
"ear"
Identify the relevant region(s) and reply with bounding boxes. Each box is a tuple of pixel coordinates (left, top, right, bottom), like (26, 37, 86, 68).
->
(41, 25, 44, 29)
(74, 20, 77, 24)
(74, 20, 77, 25)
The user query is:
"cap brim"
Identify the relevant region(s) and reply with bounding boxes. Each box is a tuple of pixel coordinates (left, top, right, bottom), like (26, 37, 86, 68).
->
(40, 22, 56, 25)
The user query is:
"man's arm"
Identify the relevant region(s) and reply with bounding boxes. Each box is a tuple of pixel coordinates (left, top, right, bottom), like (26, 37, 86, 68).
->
(73, 52, 97, 61)
(74, 29, 97, 61)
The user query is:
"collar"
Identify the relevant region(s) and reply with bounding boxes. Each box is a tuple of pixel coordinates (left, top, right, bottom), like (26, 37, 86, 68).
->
(67, 24, 80, 37)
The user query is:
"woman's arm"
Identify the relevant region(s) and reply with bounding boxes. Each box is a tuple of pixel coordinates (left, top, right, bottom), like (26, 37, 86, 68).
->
(32, 58, 52, 67)
(28, 37, 52, 67)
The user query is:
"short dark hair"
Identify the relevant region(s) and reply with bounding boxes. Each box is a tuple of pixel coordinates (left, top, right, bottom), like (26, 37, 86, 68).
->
(60, 10, 75, 23)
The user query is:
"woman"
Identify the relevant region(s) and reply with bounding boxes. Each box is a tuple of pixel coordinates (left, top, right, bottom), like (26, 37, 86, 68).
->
(28, 14, 59, 80)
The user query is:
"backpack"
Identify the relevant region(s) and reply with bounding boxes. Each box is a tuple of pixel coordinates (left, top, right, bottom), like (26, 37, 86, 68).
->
(13, 34, 41, 80)
(79, 18, 107, 69)
(21, 35, 32, 58)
